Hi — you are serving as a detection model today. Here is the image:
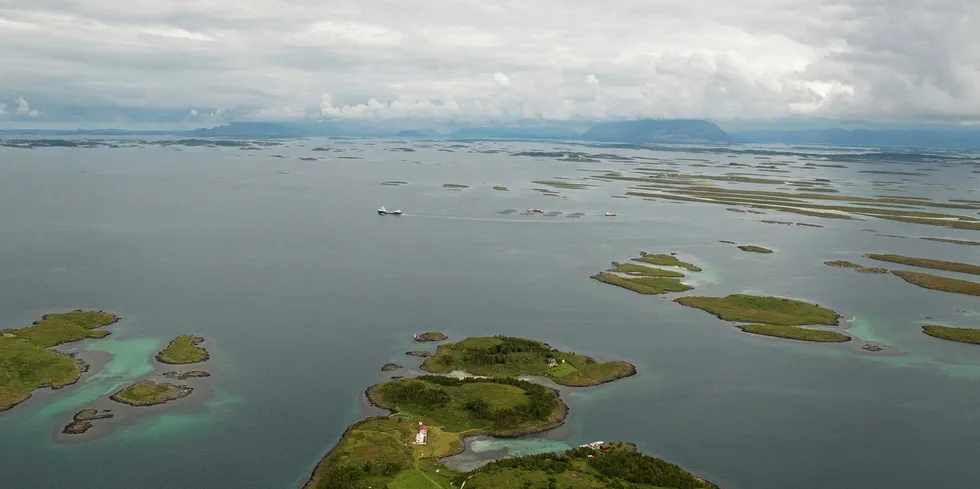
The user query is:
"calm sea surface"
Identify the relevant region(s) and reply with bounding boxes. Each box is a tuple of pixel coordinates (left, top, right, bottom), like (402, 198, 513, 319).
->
(1, 138, 979, 489)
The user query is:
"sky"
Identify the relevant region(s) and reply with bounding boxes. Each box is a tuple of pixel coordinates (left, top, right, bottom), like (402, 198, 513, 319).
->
(1, 0, 978, 127)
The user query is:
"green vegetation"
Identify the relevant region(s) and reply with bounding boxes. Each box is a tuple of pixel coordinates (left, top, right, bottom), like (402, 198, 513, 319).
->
(737, 245, 773, 254)
(415, 332, 448, 342)
(921, 237, 980, 246)
(305, 376, 567, 489)
(382, 181, 408, 186)
(421, 336, 636, 387)
(738, 324, 849, 342)
(609, 262, 685, 277)
(675, 294, 840, 326)
(824, 261, 888, 274)
(922, 325, 980, 345)
(443, 183, 469, 189)
(492, 186, 508, 191)
(1, 310, 118, 411)
(865, 254, 980, 276)
(633, 253, 702, 271)
(109, 380, 192, 406)
(594, 272, 692, 295)
(890, 270, 980, 296)
(462, 444, 711, 489)
(156, 335, 209, 364)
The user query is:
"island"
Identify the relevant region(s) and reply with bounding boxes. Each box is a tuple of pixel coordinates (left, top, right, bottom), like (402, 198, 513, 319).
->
(492, 186, 508, 191)
(443, 183, 469, 190)
(414, 332, 448, 342)
(155, 335, 210, 364)
(634, 252, 702, 271)
(675, 294, 848, 342)
(381, 363, 403, 372)
(406, 350, 432, 357)
(62, 408, 114, 435)
(593, 272, 692, 295)
(109, 380, 193, 407)
(305, 338, 710, 489)
(865, 254, 980, 276)
(162, 370, 211, 380)
(737, 245, 773, 254)
(823, 260, 889, 274)
(421, 336, 636, 387)
(890, 270, 980, 297)
(0, 310, 119, 412)
(922, 325, 980, 345)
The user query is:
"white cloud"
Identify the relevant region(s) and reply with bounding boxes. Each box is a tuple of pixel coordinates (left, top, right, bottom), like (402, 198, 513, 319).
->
(14, 96, 40, 117)
(0, 103, 6, 115)
(491, 72, 510, 88)
(0, 0, 978, 123)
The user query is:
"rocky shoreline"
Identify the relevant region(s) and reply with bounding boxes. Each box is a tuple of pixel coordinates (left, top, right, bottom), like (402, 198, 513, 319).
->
(62, 408, 115, 435)
(162, 370, 211, 380)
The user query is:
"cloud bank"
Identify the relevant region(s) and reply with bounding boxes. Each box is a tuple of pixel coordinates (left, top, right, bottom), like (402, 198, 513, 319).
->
(0, 0, 978, 124)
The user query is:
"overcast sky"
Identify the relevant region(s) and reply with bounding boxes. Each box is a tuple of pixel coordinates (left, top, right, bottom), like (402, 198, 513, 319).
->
(1, 0, 978, 126)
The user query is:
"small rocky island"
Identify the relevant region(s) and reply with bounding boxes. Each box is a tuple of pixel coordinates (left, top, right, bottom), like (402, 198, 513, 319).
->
(155, 335, 210, 364)
(380, 363, 403, 372)
(62, 408, 114, 435)
(162, 370, 211, 380)
(405, 350, 431, 357)
(413, 331, 447, 342)
(110, 380, 193, 407)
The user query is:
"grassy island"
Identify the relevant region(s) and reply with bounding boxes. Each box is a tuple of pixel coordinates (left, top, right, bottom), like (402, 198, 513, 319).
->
(594, 272, 692, 295)
(675, 294, 845, 342)
(110, 380, 192, 406)
(415, 332, 448, 342)
(609, 262, 685, 277)
(922, 325, 980, 345)
(675, 294, 840, 326)
(306, 375, 566, 489)
(738, 324, 849, 342)
(156, 335, 209, 364)
(443, 183, 469, 189)
(492, 186, 508, 191)
(824, 261, 888, 274)
(890, 270, 980, 297)
(1, 310, 118, 411)
(865, 254, 980, 276)
(421, 336, 636, 387)
(921, 237, 980, 246)
(634, 253, 702, 271)
(737, 245, 773, 254)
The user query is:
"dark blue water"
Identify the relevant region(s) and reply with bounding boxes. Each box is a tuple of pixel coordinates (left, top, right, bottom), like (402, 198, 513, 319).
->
(1, 139, 979, 489)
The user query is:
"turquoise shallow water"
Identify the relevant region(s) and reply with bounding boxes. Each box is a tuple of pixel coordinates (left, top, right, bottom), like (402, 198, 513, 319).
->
(1, 139, 979, 489)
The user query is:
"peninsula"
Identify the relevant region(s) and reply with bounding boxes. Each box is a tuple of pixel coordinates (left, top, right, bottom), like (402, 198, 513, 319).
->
(0, 310, 119, 411)
(922, 325, 980, 345)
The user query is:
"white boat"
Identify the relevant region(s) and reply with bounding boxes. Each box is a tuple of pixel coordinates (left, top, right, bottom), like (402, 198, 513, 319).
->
(605, 212, 617, 216)
(378, 206, 402, 215)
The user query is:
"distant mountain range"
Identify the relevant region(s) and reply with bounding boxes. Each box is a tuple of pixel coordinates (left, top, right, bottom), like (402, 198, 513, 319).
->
(4, 119, 980, 149)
